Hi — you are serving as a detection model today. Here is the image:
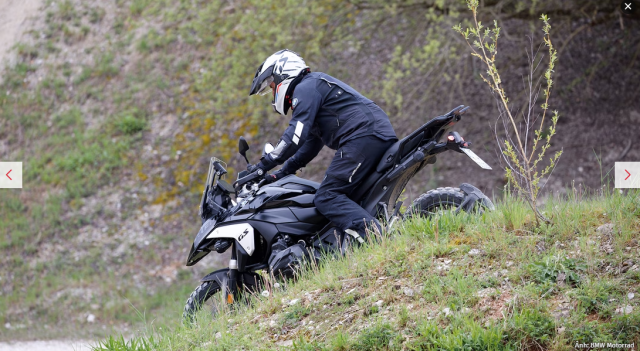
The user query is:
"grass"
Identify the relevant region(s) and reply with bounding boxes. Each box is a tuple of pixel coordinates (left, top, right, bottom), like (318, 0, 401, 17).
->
(90, 189, 640, 350)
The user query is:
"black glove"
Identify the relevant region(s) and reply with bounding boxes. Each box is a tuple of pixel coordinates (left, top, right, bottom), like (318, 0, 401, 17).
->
(259, 170, 287, 187)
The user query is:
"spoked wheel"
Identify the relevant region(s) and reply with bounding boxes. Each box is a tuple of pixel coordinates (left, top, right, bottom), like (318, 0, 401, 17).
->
(183, 281, 223, 323)
(405, 187, 466, 218)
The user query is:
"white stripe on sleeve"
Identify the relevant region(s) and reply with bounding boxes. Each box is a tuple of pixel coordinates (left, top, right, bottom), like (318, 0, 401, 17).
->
(294, 121, 304, 138)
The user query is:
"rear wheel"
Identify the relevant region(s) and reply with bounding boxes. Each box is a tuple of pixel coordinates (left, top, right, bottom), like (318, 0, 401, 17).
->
(405, 187, 465, 218)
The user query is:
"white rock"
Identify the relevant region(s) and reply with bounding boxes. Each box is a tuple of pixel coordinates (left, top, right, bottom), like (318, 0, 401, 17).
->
(597, 223, 615, 236)
(215, 332, 222, 339)
(4, 323, 10, 329)
(374, 300, 384, 307)
(628, 292, 635, 300)
(277, 340, 293, 347)
(289, 298, 300, 305)
(615, 305, 633, 315)
(269, 320, 277, 327)
(468, 249, 485, 256)
(505, 261, 514, 267)
(87, 314, 96, 323)
(403, 287, 414, 297)
(442, 307, 452, 316)
(475, 288, 497, 298)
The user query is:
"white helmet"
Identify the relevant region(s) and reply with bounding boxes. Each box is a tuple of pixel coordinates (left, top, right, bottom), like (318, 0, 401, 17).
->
(249, 49, 309, 115)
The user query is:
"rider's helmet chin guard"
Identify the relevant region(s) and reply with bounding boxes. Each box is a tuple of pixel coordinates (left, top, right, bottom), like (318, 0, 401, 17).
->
(249, 49, 309, 116)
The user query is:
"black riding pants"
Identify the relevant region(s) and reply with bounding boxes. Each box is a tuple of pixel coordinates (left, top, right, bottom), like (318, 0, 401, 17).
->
(313, 135, 396, 237)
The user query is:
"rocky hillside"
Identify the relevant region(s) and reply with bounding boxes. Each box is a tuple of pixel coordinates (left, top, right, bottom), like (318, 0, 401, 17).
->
(96, 191, 640, 350)
(0, 0, 639, 341)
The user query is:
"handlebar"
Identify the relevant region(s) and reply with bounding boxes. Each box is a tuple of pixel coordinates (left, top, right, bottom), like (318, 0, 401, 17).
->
(233, 169, 264, 192)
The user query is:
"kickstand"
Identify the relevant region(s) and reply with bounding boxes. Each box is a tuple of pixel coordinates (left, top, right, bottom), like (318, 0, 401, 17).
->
(378, 202, 390, 223)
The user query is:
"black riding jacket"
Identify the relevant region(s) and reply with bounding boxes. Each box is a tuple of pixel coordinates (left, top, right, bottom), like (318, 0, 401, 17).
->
(259, 72, 397, 175)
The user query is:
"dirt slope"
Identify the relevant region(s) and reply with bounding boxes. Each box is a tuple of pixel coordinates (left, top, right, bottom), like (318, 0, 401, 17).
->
(0, 0, 41, 67)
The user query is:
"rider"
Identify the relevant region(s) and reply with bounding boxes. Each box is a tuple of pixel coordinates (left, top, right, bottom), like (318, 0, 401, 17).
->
(248, 49, 398, 242)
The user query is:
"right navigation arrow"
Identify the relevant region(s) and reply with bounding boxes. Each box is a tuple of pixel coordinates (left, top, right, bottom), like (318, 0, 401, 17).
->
(625, 169, 631, 180)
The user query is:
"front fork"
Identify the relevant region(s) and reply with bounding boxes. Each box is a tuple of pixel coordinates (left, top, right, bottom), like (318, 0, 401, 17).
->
(226, 242, 239, 304)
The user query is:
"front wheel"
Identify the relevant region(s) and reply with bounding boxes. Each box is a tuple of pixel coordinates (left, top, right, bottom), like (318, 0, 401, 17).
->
(183, 270, 263, 323)
(183, 280, 222, 322)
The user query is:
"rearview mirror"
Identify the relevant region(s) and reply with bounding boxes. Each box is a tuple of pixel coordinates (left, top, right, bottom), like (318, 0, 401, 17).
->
(238, 137, 250, 164)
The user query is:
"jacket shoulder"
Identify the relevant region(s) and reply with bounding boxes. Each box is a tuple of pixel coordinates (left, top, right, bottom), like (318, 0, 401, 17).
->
(293, 73, 324, 97)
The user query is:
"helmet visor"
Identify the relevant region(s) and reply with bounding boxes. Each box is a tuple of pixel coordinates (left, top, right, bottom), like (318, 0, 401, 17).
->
(256, 76, 274, 96)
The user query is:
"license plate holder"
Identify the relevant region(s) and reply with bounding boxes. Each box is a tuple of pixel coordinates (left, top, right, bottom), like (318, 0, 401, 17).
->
(461, 148, 492, 170)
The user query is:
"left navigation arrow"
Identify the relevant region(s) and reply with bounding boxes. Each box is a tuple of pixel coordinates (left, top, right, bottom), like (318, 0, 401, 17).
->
(0, 162, 22, 188)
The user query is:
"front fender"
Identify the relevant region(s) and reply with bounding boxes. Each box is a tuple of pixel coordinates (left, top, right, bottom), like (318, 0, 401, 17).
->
(456, 183, 495, 213)
(200, 269, 263, 294)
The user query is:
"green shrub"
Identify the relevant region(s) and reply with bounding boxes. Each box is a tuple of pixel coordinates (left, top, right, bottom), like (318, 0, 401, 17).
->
(282, 304, 311, 328)
(506, 308, 556, 349)
(568, 321, 608, 346)
(409, 318, 511, 351)
(527, 256, 585, 287)
(53, 108, 83, 129)
(58, 0, 76, 20)
(95, 52, 119, 78)
(115, 113, 147, 135)
(352, 323, 400, 351)
(92, 335, 155, 351)
(573, 280, 619, 317)
(605, 314, 640, 343)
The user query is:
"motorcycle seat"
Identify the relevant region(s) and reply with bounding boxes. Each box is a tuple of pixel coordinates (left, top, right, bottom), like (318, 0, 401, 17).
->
(375, 112, 454, 173)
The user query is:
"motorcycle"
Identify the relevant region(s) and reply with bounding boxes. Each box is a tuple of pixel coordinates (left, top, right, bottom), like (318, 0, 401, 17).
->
(182, 105, 495, 320)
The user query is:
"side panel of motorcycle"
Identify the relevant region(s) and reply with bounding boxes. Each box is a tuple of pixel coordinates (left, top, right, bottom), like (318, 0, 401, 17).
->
(286, 193, 316, 207)
(253, 208, 298, 223)
(226, 212, 252, 221)
(193, 218, 217, 250)
(276, 222, 326, 237)
(235, 242, 250, 271)
(206, 223, 255, 256)
(290, 207, 326, 223)
(246, 220, 279, 262)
